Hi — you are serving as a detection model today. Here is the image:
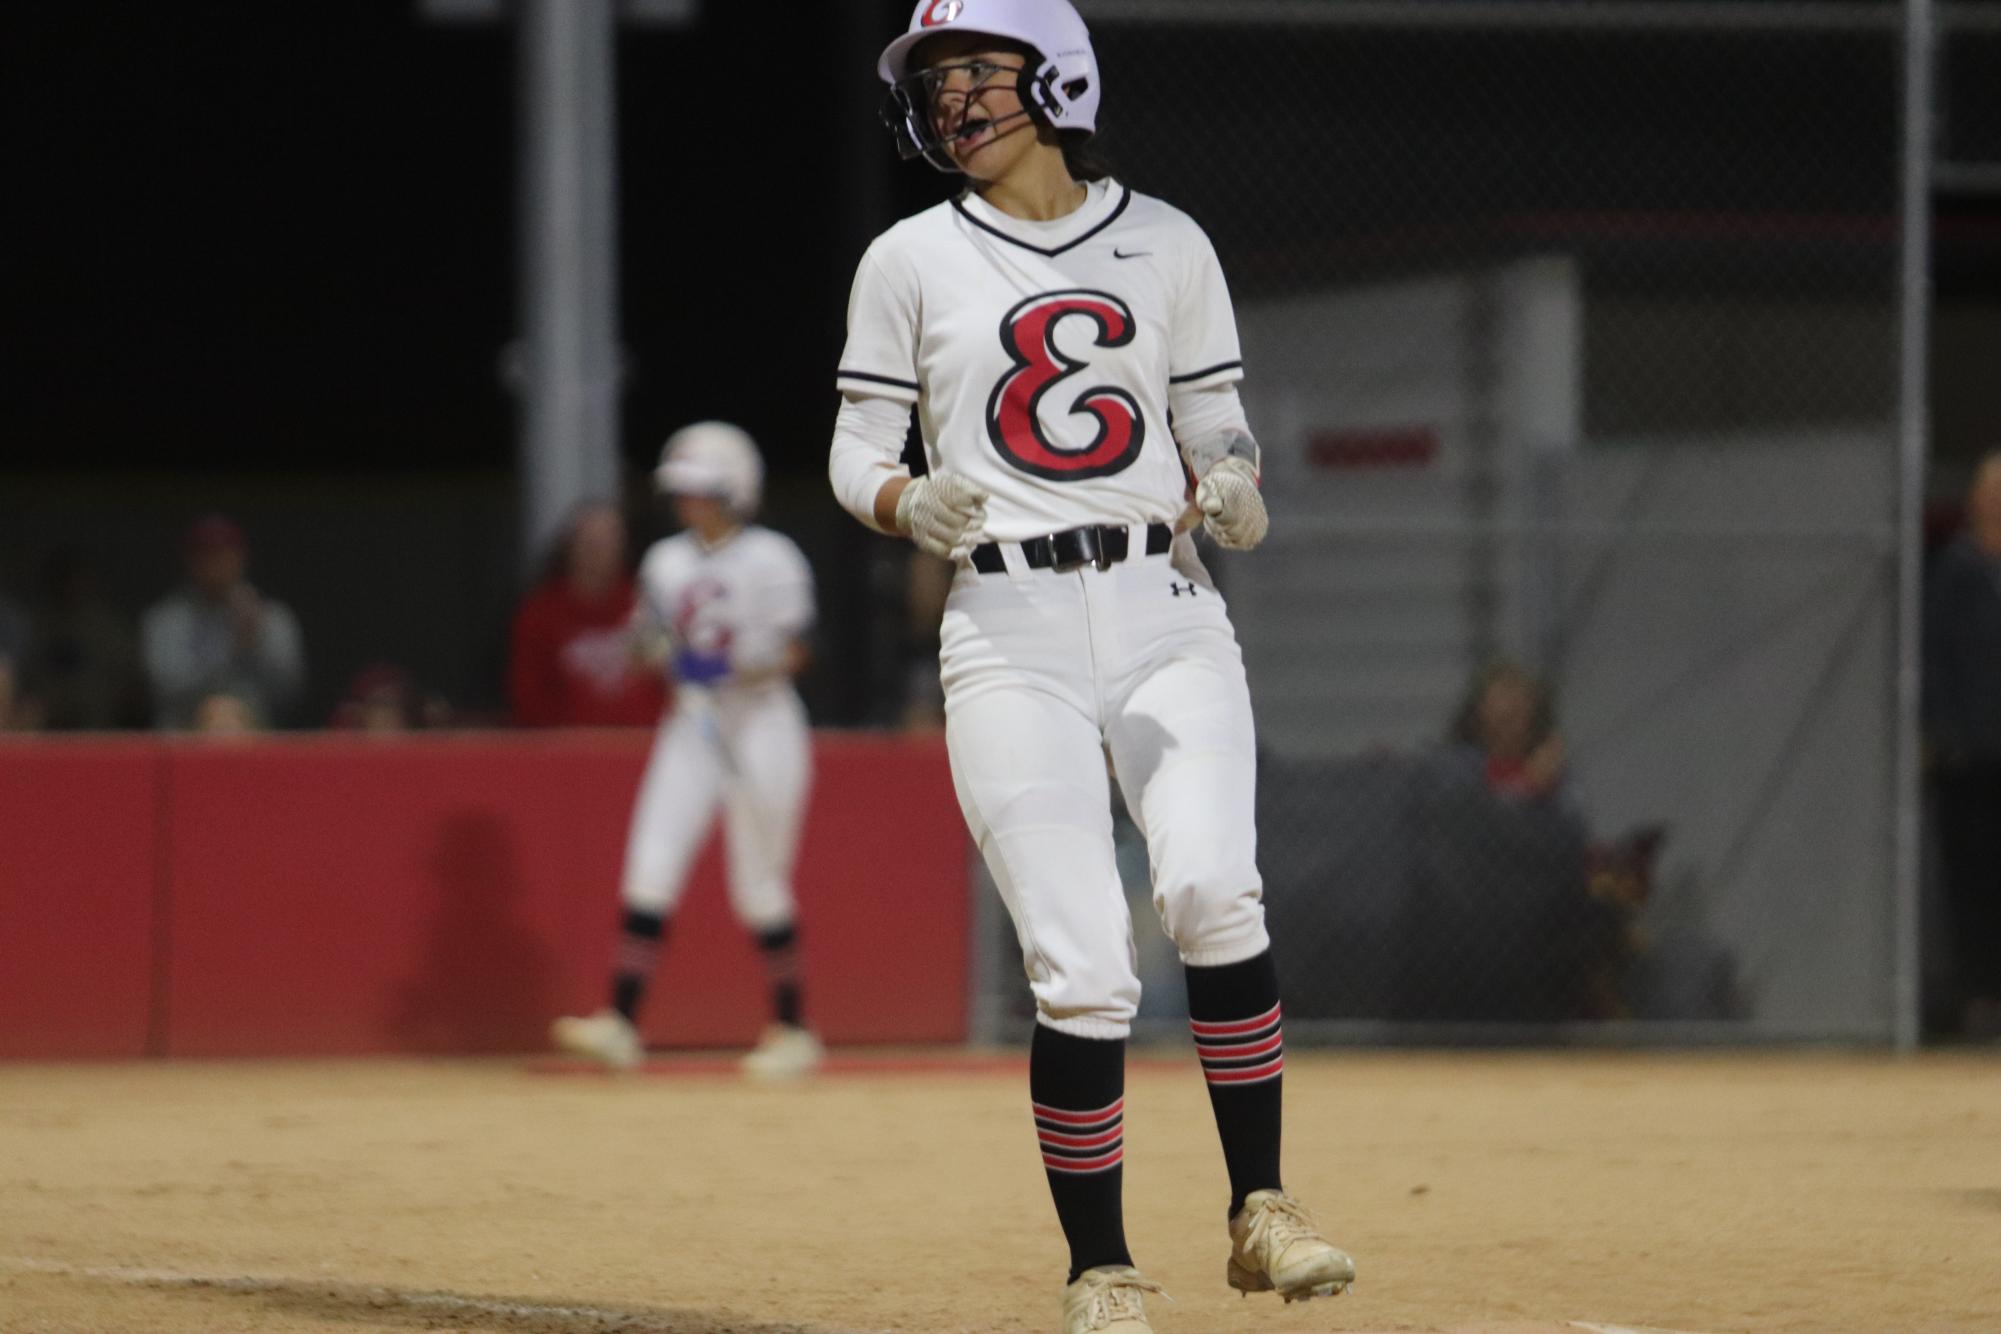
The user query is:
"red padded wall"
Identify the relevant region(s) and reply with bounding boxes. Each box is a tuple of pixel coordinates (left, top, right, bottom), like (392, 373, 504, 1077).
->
(0, 732, 969, 1060)
(159, 732, 968, 1057)
(161, 735, 632, 1056)
(0, 742, 160, 1058)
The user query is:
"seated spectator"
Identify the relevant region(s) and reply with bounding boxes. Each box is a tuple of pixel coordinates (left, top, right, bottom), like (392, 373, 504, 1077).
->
(1397, 659, 1637, 1023)
(193, 690, 264, 736)
(1449, 658, 1570, 803)
(21, 548, 147, 731)
(0, 588, 27, 668)
(507, 501, 668, 727)
(0, 565, 29, 730)
(1255, 669, 1692, 1026)
(141, 516, 306, 730)
(1923, 449, 2001, 1040)
(0, 652, 33, 732)
(329, 662, 452, 734)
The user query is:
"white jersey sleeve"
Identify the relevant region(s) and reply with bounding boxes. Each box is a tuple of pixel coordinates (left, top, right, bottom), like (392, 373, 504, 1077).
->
(761, 534, 816, 641)
(829, 392, 911, 533)
(729, 530, 816, 677)
(836, 243, 921, 406)
(1169, 225, 1246, 392)
(635, 541, 676, 637)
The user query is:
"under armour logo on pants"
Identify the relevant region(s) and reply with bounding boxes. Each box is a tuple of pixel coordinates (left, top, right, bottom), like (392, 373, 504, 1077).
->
(1170, 581, 1198, 597)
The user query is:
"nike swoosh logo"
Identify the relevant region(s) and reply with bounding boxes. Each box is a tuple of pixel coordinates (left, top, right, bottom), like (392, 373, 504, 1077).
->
(1113, 248, 1151, 259)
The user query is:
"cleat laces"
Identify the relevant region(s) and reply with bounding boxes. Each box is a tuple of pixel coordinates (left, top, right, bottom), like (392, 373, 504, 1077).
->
(1078, 1270, 1167, 1328)
(1241, 1192, 1321, 1267)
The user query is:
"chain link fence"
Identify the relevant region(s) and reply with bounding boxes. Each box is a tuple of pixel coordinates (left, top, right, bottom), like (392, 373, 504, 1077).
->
(973, 0, 1926, 1043)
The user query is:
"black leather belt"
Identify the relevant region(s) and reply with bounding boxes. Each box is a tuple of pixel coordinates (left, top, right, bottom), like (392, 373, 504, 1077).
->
(971, 522, 1172, 575)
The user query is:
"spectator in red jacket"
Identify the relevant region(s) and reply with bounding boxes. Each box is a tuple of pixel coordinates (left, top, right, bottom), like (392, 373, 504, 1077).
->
(507, 502, 668, 728)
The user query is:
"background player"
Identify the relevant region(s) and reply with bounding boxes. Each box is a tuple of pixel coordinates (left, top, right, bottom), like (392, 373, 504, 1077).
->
(829, 3, 1354, 1330)
(553, 421, 823, 1081)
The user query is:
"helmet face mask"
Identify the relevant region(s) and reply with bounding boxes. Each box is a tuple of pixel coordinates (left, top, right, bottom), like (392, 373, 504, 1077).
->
(877, 0, 1099, 176)
(882, 56, 1036, 174)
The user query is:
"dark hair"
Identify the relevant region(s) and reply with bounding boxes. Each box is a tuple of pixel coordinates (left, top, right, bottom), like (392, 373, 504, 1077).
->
(1060, 131, 1113, 183)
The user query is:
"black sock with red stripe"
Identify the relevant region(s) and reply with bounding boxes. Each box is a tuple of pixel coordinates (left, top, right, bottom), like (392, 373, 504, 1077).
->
(1030, 1023, 1133, 1283)
(754, 924, 804, 1028)
(610, 909, 667, 1022)
(1186, 950, 1285, 1219)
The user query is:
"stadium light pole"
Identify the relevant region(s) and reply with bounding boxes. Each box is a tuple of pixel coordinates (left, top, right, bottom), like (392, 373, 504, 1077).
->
(419, 0, 700, 576)
(516, 0, 620, 578)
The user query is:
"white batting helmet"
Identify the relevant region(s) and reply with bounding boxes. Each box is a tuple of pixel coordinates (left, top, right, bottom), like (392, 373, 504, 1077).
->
(654, 421, 764, 516)
(879, 0, 1101, 173)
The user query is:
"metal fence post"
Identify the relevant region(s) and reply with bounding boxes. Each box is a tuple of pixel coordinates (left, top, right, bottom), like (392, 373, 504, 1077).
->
(1892, 0, 1936, 1052)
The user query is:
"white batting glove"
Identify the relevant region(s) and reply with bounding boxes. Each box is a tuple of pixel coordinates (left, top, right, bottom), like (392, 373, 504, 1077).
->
(896, 470, 989, 561)
(1195, 456, 1268, 550)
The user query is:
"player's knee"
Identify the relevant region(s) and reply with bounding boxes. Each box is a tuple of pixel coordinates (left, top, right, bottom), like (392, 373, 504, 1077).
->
(729, 883, 795, 936)
(1155, 866, 1266, 960)
(1031, 961, 1140, 1039)
(1034, 994, 1136, 1041)
(621, 879, 674, 918)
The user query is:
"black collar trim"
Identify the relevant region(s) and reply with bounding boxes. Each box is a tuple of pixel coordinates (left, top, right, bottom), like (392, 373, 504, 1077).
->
(951, 184, 1132, 258)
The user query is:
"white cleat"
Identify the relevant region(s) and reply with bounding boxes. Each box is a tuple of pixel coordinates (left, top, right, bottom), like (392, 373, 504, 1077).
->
(1062, 1265, 1163, 1333)
(739, 1024, 824, 1081)
(1227, 1189, 1356, 1302)
(549, 1009, 643, 1071)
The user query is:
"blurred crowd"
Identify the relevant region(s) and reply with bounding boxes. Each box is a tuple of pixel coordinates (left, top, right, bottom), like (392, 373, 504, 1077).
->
(0, 503, 949, 740)
(1, 513, 403, 737)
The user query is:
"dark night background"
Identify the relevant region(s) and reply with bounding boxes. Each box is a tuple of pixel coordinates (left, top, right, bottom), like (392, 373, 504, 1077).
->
(13, 2, 1995, 476)
(4, 0, 939, 479)
(3, 1, 1997, 727)
(3, 0, 955, 726)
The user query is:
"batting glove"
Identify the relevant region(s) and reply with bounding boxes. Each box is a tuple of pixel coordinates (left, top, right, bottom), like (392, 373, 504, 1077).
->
(1195, 456, 1268, 550)
(896, 470, 990, 561)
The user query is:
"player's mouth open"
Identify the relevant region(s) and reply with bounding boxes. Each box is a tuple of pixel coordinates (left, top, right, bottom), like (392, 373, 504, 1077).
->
(953, 118, 994, 149)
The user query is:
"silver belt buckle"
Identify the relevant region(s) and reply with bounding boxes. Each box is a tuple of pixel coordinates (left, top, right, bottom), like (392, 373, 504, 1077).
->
(1049, 526, 1102, 574)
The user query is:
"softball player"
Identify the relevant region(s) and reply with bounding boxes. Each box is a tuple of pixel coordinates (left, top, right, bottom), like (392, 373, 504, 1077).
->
(553, 421, 823, 1081)
(829, 3, 1353, 1329)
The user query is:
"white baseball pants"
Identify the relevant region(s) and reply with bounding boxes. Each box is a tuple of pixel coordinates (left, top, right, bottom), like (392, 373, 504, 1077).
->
(620, 685, 811, 933)
(941, 531, 1270, 1040)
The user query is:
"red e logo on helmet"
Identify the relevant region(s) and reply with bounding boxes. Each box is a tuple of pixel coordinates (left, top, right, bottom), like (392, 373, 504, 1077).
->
(921, 0, 964, 26)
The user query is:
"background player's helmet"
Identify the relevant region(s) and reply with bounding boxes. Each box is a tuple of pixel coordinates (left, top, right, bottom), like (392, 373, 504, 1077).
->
(654, 421, 764, 517)
(878, 0, 1100, 174)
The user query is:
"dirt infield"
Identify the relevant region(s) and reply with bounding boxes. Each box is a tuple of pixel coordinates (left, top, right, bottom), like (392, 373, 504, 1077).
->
(2, 1050, 1997, 1333)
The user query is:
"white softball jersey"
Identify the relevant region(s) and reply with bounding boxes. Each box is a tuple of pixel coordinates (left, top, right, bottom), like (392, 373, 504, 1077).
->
(832, 180, 1271, 1040)
(620, 526, 815, 932)
(836, 178, 1244, 541)
(635, 526, 815, 689)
